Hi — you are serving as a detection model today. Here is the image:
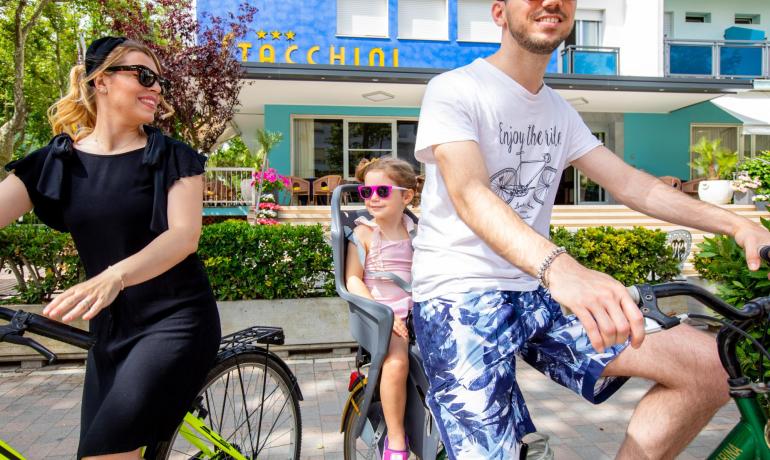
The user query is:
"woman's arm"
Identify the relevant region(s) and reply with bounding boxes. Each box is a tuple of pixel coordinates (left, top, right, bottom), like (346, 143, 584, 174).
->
(0, 175, 33, 228)
(44, 175, 205, 322)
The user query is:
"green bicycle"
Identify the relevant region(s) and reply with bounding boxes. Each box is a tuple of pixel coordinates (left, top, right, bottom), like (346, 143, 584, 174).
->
(0, 306, 303, 460)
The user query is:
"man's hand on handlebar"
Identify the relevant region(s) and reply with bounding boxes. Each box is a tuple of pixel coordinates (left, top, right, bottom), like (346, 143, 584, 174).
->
(734, 223, 770, 276)
(547, 254, 645, 353)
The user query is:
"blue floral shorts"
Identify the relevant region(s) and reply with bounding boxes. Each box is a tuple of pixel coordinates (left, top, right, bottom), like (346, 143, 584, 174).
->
(413, 288, 629, 460)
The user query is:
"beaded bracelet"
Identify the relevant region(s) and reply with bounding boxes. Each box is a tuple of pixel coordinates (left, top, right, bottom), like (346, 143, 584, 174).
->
(536, 246, 567, 289)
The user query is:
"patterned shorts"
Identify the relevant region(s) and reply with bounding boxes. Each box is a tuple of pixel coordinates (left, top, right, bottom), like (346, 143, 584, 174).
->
(413, 288, 629, 460)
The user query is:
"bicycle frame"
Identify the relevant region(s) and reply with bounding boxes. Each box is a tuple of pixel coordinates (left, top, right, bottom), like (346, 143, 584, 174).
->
(709, 397, 769, 460)
(164, 412, 248, 460)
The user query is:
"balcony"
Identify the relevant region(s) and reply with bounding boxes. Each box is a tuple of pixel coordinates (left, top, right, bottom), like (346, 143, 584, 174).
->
(560, 45, 620, 76)
(665, 39, 770, 79)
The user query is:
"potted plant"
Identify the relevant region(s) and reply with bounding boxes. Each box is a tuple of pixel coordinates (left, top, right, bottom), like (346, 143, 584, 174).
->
(731, 172, 761, 204)
(737, 151, 770, 210)
(689, 137, 738, 204)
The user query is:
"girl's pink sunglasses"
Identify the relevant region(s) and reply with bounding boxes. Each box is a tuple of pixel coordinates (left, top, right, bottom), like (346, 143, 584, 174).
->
(357, 184, 408, 200)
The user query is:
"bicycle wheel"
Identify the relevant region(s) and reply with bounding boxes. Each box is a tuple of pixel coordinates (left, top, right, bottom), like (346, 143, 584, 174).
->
(342, 387, 386, 460)
(156, 352, 302, 460)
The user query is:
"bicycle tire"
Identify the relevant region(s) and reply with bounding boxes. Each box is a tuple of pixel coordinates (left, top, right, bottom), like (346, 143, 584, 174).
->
(342, 387, 385, 460)
(154, 352, 302, 460)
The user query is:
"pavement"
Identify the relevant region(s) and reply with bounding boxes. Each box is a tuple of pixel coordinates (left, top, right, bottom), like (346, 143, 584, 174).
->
(0, 355, 740, 460)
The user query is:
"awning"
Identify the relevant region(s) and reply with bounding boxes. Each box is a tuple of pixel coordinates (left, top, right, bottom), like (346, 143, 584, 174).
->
(711, 91, 770, 135)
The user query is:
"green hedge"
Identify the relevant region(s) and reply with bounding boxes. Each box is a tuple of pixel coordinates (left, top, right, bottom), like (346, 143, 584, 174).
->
(550, 226, 680, 284)
(0, 224, 83, 304)
(694, 217, 770, 396)
(198, 221, 335, 300)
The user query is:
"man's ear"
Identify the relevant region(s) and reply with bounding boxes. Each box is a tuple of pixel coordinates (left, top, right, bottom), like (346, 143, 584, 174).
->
(492, 0, 507, 27)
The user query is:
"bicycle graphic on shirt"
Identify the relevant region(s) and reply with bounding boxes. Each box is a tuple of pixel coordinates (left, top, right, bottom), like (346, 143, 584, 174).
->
(489, 152, 558, 215)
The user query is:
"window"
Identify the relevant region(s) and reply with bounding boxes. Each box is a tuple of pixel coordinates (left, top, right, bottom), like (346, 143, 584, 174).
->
(292, 118, 420, 179)
(337, 0, 388, 37)
(743, 133, 770, 159)
(457, 0, 500, 43)
(564, 10, 603, 48)
(690, 125, 739, 179)
(735, 14, 760, 25)
(398, 0, 448, 40)
(685, 12, 711, 23)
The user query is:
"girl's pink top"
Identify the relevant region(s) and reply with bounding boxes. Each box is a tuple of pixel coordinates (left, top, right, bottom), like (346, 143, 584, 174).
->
(356, 215, 414, 320)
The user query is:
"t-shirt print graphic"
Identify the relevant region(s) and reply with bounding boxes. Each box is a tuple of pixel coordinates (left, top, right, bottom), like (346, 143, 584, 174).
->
(489, 151, 558, 219)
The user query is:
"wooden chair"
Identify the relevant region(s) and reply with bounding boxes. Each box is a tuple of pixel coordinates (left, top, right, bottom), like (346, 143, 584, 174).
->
(312, 175, 342, 205)
(681, 178, 704, 196)
(658, 176, 682, 191)
(288, 177, 310, 205)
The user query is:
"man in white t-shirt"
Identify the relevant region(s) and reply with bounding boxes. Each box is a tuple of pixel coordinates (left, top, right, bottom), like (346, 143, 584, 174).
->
(411, 1, 770, 459)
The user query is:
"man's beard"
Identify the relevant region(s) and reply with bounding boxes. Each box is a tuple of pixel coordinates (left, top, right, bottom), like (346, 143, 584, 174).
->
(507, 10, 571, 55)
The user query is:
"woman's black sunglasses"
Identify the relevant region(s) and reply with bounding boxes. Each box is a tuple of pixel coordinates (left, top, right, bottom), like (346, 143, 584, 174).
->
(104, 65, 171, 95)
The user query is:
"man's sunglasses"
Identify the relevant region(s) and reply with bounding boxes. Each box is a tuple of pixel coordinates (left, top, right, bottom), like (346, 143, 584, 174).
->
(105, 65, 171, 95)
(357, 184, 408, 200)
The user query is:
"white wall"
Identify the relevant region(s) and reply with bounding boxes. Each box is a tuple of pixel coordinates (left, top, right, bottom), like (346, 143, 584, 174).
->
(664, 0, 770, 40)
(575, 0, 664, 77)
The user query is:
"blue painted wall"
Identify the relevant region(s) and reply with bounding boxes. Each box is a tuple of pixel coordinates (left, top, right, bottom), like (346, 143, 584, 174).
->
(624, 101, 741, 178)
(197, 0, 560, 72)
(264, 105, 421, 175)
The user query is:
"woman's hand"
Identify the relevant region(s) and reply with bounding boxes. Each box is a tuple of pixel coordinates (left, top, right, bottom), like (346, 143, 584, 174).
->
(43, 266, 124, 322)
(392, 316, 409, 339)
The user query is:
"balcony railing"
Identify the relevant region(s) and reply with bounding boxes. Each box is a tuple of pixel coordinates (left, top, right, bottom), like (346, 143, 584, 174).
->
(665, 38, 770, 79)
(561, 45, 620, 75)
(203, 167, 255, 207)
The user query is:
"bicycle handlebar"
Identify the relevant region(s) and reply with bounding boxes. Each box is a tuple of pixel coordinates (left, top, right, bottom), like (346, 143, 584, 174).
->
(0, 305, 94, 351)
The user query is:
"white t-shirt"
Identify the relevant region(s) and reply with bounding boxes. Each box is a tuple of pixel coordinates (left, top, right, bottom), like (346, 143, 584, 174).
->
(412, 58, 602, 301)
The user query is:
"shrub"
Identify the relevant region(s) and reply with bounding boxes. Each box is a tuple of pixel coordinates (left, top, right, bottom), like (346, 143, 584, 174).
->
(694, 217, 770, 408)
(550, 226, 680, 284)
(198, 220, 335, 300)
(0, 224, 83, 304)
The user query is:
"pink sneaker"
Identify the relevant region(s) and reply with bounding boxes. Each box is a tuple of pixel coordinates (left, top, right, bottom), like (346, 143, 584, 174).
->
(382, 435, 409, 460)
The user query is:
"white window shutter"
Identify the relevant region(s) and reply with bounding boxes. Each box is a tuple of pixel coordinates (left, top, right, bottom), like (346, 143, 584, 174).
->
(398, 0, 448, 40)
(337, 0, 388, 37)
(457, 0, 500, 43)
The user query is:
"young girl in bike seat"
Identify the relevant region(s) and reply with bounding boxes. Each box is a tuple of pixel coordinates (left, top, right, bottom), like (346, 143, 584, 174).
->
(345, 157, 418, 460)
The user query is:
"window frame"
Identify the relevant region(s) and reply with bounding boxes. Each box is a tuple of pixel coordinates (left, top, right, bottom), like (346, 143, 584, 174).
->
(735, 14, 760, 25)
(336, 0, 390, 39)
(290, 115, 422, 180)
(397, 0, 450, 41)
(689, 123, 741, 179)
(685, 12, 711, 24)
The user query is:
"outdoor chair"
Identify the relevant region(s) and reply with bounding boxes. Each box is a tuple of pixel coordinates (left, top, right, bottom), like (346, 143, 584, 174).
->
(682, 178, 704, 197)
(288, 176, 310, 205)
(658, 176, 682, 191)
(312, 175, 342, 205)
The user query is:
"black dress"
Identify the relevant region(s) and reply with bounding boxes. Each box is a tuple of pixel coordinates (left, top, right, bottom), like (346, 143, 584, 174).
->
(5, 126, 221, 458)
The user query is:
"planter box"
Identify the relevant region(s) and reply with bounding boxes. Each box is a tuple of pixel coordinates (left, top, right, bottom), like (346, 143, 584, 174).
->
(0, 297, 353, 363)
(733, 190, 755, 205)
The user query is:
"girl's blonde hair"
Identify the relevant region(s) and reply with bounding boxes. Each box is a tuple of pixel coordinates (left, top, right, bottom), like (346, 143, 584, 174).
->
(355, 157, 421, 206)
(47, 39, 174, 141)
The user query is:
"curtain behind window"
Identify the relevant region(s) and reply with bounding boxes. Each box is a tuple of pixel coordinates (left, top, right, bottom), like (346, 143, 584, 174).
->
(294, 119, 315, 178)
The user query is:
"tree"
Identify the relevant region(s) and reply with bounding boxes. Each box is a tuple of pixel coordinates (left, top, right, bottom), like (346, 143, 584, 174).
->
(0, 0, 54, 179)
(98, 0, 257, 153)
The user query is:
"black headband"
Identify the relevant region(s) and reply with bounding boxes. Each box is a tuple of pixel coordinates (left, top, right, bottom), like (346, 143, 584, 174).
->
(85, 36, 128, 77)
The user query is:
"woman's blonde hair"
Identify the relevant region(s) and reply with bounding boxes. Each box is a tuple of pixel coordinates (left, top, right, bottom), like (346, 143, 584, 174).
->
(47, 39, 174, 141)
(355, 157, 422, 206)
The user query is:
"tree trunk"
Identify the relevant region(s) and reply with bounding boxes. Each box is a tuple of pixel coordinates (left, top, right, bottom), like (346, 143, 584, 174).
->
(0, 0, 53, 180)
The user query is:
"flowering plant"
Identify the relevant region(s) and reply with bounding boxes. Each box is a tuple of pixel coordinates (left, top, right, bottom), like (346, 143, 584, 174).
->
(251, 168, 292, 196)
(255, 194, 281, 225)
(736, 152, 770, 202)
(731, 172, 761, 193)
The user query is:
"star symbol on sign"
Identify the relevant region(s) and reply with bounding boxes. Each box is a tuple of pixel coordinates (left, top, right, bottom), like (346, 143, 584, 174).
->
(285, 30, 296, 41)
(270, 30, 282, 40)
(256, 29, 267, 40)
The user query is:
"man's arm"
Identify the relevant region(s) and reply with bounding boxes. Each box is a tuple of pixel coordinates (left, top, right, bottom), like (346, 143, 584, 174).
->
(573, 147, 770, 271)
(435, 141, 645, 352)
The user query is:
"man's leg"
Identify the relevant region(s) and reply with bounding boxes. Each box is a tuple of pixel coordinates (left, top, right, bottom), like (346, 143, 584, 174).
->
(603, 324, 729, 459)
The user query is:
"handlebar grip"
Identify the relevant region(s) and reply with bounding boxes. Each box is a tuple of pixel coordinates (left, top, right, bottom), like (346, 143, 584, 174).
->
(25, 313, 94, 350)
(760, 246, 770, 264)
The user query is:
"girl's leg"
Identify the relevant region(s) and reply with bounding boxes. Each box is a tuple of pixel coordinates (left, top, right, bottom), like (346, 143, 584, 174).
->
(380, 332, 410, 451)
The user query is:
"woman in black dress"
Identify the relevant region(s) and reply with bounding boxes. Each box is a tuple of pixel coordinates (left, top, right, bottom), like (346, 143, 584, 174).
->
(0, 37, 221, 459)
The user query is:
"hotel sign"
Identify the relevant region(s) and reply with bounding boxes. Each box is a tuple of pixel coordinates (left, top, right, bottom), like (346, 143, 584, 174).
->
(237, 29, 400, 67)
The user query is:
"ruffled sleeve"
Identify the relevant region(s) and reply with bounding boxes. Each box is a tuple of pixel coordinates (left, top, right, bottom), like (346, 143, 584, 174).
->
(4, 144, 69, 232)
(142, 125, 207, 234)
